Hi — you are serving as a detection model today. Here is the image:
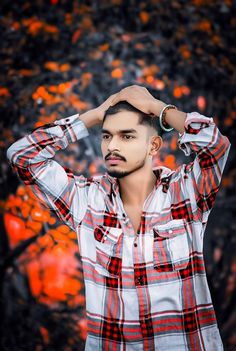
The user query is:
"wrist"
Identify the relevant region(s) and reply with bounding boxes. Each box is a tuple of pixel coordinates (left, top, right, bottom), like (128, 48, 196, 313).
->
(79, 108, 101, 128)
(150, 99, 167, 116)
(159, 104, 177, 132)
(93, 107, 105, 122)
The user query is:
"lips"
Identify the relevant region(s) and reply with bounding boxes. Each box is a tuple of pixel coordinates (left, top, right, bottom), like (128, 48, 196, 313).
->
(107, 157, 123, 161)
(106, 156, 124, 165)
(106, 153, 124, 161)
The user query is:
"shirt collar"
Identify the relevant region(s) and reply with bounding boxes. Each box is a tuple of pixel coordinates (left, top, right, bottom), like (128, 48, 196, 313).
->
(104, 165, 173, 196)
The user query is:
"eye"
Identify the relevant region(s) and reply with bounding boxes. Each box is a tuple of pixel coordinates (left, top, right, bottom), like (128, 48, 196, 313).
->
(102, 134, 110, 140)
(123, 135, 134, 140)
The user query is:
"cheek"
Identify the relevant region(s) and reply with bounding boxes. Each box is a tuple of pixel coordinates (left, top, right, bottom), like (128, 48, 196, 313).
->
(133, 139, 148, 151)
(126, 141, 149, 158)
(100, 142, 106, 155)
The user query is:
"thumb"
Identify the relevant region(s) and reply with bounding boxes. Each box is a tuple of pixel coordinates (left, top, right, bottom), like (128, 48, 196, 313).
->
(110, 99, 116, 106)
(110, 94, 120, 106)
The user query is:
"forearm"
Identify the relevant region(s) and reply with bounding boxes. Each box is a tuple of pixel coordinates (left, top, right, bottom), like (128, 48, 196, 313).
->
(6, 113, 91, 231)
(6, 107, 102, 168)
(177, 111, 231, 157)
(79, 108, 101, 128)
(150, 100, 187, 134)
(177, 112, 231, 222)
(6, 114, 89, 168)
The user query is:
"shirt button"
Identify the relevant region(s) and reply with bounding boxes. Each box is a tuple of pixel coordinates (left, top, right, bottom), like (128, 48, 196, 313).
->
(137, 277, 143, 285)
(168, 229, 173, 234)
(65, 118, 70, 122)
(134, 243, 138, 247)
(122, 213, 126, 218)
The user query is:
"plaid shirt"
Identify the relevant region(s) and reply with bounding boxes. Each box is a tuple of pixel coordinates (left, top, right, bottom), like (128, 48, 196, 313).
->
(7, 111, 231, 351)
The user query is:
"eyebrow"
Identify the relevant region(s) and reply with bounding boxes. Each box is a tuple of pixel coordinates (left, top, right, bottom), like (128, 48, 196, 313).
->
(101, 128, 138, 134)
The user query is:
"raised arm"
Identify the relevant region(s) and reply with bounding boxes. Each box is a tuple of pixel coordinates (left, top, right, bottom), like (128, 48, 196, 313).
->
(6, 113, 90, 231)
(110, 85, 231, 223)
(175, 112, 230, 223)
(6, 94, 116, 231)
(151, 97, 231, 223)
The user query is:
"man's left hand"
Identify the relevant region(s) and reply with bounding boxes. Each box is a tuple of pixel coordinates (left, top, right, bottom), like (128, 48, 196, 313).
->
(110, 85, 166, 116)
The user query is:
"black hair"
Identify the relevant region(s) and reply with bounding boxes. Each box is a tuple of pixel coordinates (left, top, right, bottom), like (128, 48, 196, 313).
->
(102, 101, 163, 137)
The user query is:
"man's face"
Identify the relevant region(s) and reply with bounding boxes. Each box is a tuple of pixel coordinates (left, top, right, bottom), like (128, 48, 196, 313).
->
(101, 111, 156, 179)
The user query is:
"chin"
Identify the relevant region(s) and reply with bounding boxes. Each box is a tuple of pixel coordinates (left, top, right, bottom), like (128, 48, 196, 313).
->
(107, 168, 130, 179)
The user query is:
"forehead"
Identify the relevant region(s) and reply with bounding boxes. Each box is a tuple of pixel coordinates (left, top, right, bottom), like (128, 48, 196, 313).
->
(103, 111, 143, 132)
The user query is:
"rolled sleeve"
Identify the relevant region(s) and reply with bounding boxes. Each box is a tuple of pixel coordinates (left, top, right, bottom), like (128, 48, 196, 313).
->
(177, 111, 231, 223)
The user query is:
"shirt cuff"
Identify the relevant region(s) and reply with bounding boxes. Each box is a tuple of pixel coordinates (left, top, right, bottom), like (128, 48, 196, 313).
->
(54, 113, 81, 125)
(54, 113, 89, 141)
(179, 112, 214, 137)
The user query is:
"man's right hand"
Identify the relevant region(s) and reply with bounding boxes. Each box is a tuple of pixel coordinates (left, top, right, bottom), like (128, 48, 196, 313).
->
(94, 93, 117, 122)
(79, 93, 117, 128)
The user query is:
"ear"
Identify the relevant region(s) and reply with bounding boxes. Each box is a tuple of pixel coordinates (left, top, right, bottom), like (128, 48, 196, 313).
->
(149, 135, 163, 156)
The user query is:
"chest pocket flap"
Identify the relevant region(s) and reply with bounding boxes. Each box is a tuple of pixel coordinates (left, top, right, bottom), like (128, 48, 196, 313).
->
(94, 225, 123, 278)
(153, 218, 190, 271)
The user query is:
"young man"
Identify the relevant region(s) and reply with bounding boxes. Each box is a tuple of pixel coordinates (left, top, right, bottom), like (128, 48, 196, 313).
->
(7, 85, 230, 350)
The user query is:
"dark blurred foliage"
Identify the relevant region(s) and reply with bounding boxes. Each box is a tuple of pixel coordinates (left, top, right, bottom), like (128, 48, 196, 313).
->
(0, 0, 235, 350)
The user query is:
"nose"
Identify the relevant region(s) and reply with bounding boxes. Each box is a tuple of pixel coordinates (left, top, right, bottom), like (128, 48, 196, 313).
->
(107, 136, 120, 152)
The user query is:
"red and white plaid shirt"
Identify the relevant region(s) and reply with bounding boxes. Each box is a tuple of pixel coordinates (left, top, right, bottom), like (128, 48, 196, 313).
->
(7, 111, 230, 351)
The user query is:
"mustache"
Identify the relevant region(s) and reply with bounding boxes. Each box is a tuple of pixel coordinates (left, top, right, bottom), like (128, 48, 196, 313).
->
(105, 152, 126, 161)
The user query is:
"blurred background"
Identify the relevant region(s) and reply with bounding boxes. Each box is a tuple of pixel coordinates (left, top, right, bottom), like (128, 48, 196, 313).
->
(0, 0, 235, 350)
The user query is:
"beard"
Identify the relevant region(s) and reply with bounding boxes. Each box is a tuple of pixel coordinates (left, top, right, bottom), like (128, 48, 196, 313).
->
(106, 158, 146, 179)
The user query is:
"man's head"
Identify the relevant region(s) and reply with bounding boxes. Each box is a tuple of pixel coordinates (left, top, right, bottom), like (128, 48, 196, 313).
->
(101, 101, 163, 179)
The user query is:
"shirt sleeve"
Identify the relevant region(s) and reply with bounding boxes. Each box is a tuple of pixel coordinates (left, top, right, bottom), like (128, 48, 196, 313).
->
(177, 111, 231, 223)
(6, 113, 90, 232)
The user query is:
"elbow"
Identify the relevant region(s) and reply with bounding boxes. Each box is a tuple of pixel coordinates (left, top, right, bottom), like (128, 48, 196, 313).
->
(6, 143, 15, 163)
(226, 135, 231, 149)
(6, 140, 22, 165)
(223, 135, 231, 154)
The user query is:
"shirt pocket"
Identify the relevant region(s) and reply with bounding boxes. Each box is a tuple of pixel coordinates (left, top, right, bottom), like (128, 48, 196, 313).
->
(152, 218, 190, 272)
(94, 225, 123, 278)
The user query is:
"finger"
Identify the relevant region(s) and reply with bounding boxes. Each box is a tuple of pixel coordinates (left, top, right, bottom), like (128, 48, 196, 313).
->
(109, 93, 117, 100)
(105, 93, 116, 104)
(110, 93, 122, 106)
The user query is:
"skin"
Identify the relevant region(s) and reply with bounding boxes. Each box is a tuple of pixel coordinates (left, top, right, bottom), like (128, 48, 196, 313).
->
(100, 110, 163, 232)
(79, 85, 187, 232)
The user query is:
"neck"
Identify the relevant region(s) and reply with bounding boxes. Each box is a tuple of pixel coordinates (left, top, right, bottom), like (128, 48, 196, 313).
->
(118, 164, 157, 207)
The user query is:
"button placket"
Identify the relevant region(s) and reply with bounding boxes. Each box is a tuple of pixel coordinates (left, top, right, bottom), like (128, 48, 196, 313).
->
(136, 276, 143, 285)
(143, 315, 151, 325)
